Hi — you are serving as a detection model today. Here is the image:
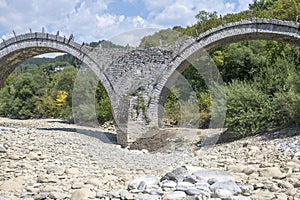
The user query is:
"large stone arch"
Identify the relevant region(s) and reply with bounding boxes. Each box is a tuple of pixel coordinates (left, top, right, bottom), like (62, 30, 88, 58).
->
(0, 32, 125, 131)
(151, 18, 300, 129)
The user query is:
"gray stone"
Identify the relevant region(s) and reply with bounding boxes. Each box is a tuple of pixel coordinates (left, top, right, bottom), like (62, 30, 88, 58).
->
(195, 184, 211, 193)
(64, 167, 80, 175)
(0, 194, 10, 200)
(185, 188, 203, 195)
(236, 183, 249, 194)
(33, 192, 49, 200)
(128, 175, 159, 190)
(293, 193, 300, 200)
(258, 167, 285, 179)
(175, 185, 188, 192)
(85, 178, 102, 186)
(184, 176, 198, 184)
(226, 196, 251, 200)
(119, 190, 128, 199)
(242, 167, 256, 175)
(0, 146, 6, 153)
(176, 181, 195, 191)
(137, 181, 147, 191)
(250, 190, 275, 199)
(70, 188, 96, 200)
(161, 180, 177, 188)
(71, 182, 84, 189)
(110, 190, 121, 198)
(161, 166, 190, 182)
(37, 175, 57, 183)
(210, 181, 242, 195)
(134, 194, 161, 200)
(164, 191, 186, 200)
(213, 189, 233, 198)
(49, 192, 67, 199)
(274, 193, 288, 200)
(33, 183, 43, 188)
(96, 191, 106, 198)
(195, 190, 211, 199)
(193, 169, 235, 183)
(176, 181, 194, 188)
(144, 189, 163, 196)
(277, 180, 294, 189)
(208, 178, 219, 185)
(0, 178, 25, 191)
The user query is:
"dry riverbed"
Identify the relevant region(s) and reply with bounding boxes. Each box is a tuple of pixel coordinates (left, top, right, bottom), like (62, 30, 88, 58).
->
(0, 117, 299, 200)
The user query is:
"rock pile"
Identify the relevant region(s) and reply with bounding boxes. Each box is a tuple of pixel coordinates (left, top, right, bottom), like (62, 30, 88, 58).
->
(122, 166, 250, 200)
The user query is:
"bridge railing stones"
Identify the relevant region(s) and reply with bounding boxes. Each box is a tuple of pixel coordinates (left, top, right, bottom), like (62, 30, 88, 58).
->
(163, 18, 300, 61)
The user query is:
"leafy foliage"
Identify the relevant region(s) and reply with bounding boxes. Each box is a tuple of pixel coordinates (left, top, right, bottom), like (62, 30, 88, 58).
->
(56, 91, 68, 107)
(139, 29, 187, 48)
(0, 72, 45, 119)
(155, 0, 300, 138)
(0, 58, 113, 125)
(95, 81, 113, 124)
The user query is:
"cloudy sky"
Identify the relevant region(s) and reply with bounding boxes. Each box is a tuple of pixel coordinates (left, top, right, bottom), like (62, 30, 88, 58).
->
(0, 0, 253, 47)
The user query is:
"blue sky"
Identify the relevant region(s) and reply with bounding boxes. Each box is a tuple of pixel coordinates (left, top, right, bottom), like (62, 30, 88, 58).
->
(0, 0, 253, 48)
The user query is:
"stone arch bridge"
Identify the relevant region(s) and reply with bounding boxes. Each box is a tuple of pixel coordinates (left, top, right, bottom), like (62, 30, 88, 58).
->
(0, 18, 300, 146)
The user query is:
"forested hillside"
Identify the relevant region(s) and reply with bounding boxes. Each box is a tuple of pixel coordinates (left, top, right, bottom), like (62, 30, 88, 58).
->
(0, 0, 299, 139)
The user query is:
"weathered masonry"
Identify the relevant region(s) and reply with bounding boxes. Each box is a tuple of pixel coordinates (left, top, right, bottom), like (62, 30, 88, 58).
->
(0, 18, 300, 146)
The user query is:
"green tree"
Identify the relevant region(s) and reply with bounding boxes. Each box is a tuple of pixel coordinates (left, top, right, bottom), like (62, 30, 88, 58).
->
(195, 10, 218, 23)
(0, 72, 44, 119)
(51, 65, 77, 120)
(96, 83, 113, 124)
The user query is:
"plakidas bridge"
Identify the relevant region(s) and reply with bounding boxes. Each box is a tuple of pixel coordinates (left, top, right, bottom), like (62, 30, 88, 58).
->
(1, 18, 300, 146)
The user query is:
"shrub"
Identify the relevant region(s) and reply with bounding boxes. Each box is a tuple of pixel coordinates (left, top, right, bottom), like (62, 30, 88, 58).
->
(224, 80, 277, 138)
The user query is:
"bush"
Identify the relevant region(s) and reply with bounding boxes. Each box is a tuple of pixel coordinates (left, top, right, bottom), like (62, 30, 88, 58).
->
(0, 72, 44, 119)
(224, 80, 277, 138)
(164, 87, 181, 123)
(275, 71, 300, 126)
(198, 92, 212, 128)
(224, 60, 300, 139)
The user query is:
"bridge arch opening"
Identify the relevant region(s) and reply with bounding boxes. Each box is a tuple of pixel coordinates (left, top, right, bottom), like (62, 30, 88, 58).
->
(157, 19, 300, 135)
(0, 32, 116, 127)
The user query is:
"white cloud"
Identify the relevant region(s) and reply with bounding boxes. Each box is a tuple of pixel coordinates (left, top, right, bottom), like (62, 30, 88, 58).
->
(0, 0, 114, 42)
(225, 2, 236, 11)
(0, 0, 251, 47)
(96, 14, 125, 28)
(132, 16, 145, 27)
(109, 28, 159, 47)
(152, 2, 195, 25)
(237, 0, 252, 11)
(144, 0, 244, 27)
(0, 0, 75, 35)
(144, 0, 174, 10)
(0, 0, 7, 8)
(122, 0, 138, 3)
